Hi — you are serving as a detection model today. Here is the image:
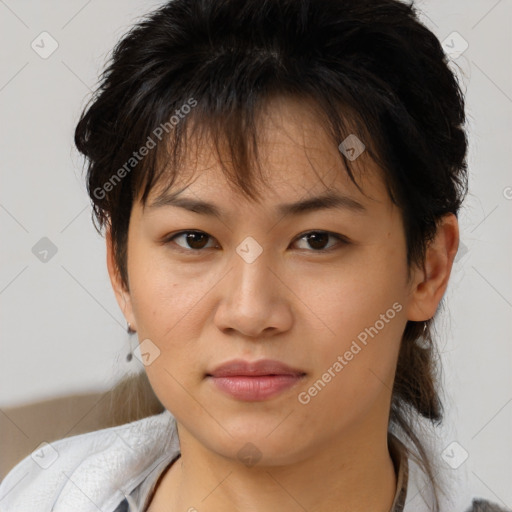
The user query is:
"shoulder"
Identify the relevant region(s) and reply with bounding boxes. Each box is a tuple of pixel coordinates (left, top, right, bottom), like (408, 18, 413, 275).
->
(464, 498, 512, 512)
(0, 409, 179, 512)
(391, 433, 511, 512)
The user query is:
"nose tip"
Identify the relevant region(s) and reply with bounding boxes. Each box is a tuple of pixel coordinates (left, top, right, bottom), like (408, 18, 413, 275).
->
(213, 257, 293, 338)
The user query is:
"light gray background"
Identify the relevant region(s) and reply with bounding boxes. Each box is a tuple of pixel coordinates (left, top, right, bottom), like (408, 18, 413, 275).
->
(0, 0, 511, 506)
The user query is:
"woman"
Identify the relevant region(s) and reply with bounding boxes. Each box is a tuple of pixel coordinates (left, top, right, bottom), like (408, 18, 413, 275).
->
(0, 0, 508, 511)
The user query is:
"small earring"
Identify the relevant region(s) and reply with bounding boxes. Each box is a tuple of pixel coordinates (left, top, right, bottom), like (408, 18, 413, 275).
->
(126, 323, 134, 362)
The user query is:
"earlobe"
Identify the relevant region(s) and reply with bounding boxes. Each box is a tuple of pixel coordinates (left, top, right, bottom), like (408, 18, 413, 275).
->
(106, 227, 136, 330)
(406, 213, 460, 322)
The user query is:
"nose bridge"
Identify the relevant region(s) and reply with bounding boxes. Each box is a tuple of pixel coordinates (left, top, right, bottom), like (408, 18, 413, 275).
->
(230, 236, 275, 307)
(214, 236, 291, 337)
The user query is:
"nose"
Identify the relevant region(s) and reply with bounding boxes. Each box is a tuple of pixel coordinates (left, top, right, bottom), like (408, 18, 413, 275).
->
(213, 249, 293, 339)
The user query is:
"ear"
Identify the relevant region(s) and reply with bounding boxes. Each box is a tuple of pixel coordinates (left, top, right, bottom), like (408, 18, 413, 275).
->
(406, 213, 460, 321)
(106, 226, 136, 331)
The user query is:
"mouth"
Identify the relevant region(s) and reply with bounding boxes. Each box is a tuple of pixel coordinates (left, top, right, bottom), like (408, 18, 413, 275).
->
(205, 359, 307, 401)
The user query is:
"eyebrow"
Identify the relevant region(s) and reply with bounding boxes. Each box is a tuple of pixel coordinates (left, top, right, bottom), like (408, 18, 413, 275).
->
(147, 190, 367, 219)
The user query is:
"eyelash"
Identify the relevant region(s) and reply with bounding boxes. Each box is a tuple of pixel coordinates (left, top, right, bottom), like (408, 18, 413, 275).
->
(162, 230, 349, 255)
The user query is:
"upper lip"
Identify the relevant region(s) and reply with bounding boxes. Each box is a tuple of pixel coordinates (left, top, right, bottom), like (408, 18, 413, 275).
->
(206, 359, 306, 377)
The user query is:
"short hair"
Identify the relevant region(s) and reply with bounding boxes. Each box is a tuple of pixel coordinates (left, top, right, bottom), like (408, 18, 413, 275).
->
(74, 1, 468, 508)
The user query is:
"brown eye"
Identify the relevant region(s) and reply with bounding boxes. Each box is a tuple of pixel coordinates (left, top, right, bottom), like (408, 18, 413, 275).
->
(165, 229, 348, 254)
(304, 232, 329, 250)
(168, 231, 217, 251)
(292, 231, 348, 252)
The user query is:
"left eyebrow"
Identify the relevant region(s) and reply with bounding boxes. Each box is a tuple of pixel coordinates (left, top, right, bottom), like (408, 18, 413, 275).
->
(146, 190, 367, 219)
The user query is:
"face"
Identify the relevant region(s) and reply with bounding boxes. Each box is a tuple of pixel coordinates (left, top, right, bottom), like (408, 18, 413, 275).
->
(109, 97, 433, 466)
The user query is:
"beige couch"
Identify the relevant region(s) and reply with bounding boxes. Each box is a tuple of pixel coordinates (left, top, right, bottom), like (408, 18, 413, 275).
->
(0, 392, 115, 482)
(0, 378, 165, 483)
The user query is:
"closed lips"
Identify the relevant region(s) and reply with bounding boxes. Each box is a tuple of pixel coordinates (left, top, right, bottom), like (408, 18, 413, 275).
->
(206, 359, 307, 377)
(206, 359, 307, 401)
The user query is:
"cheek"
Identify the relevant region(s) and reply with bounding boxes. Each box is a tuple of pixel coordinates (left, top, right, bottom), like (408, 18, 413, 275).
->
(125, 249, 221, 401)
(127, 246, 211, 339)
(297, 243, 408, 386)
(292, 289, 405, 435)
(126, 250, 213, 410)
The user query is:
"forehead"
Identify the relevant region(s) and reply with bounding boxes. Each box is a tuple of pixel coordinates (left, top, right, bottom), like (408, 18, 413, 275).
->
(141, 95, 390, 216)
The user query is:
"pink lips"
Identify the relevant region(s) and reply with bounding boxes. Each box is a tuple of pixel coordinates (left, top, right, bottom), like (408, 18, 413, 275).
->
(206, 359, 306, 401)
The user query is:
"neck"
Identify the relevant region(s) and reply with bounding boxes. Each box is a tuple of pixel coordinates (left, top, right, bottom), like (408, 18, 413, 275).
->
(149, 422, 398, 512)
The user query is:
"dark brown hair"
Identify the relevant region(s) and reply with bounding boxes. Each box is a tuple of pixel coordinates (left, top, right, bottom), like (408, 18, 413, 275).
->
(75, 0, 468, 508)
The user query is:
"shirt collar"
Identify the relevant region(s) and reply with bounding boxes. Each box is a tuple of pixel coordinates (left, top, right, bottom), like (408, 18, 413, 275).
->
(388, 431, 409, 512)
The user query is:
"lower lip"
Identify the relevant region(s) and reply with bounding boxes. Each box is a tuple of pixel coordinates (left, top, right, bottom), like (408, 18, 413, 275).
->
(208, 375, 304, 401)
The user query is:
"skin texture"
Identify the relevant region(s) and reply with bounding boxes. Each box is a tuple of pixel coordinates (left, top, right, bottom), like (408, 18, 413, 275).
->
(106, 97, 459, 512)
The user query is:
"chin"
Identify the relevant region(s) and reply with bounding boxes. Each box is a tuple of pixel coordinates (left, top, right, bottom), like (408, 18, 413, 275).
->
(200, 427, 311, 468)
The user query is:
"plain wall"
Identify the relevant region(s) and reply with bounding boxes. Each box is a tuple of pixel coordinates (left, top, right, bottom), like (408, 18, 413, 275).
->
(0, 0, 511, 506)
